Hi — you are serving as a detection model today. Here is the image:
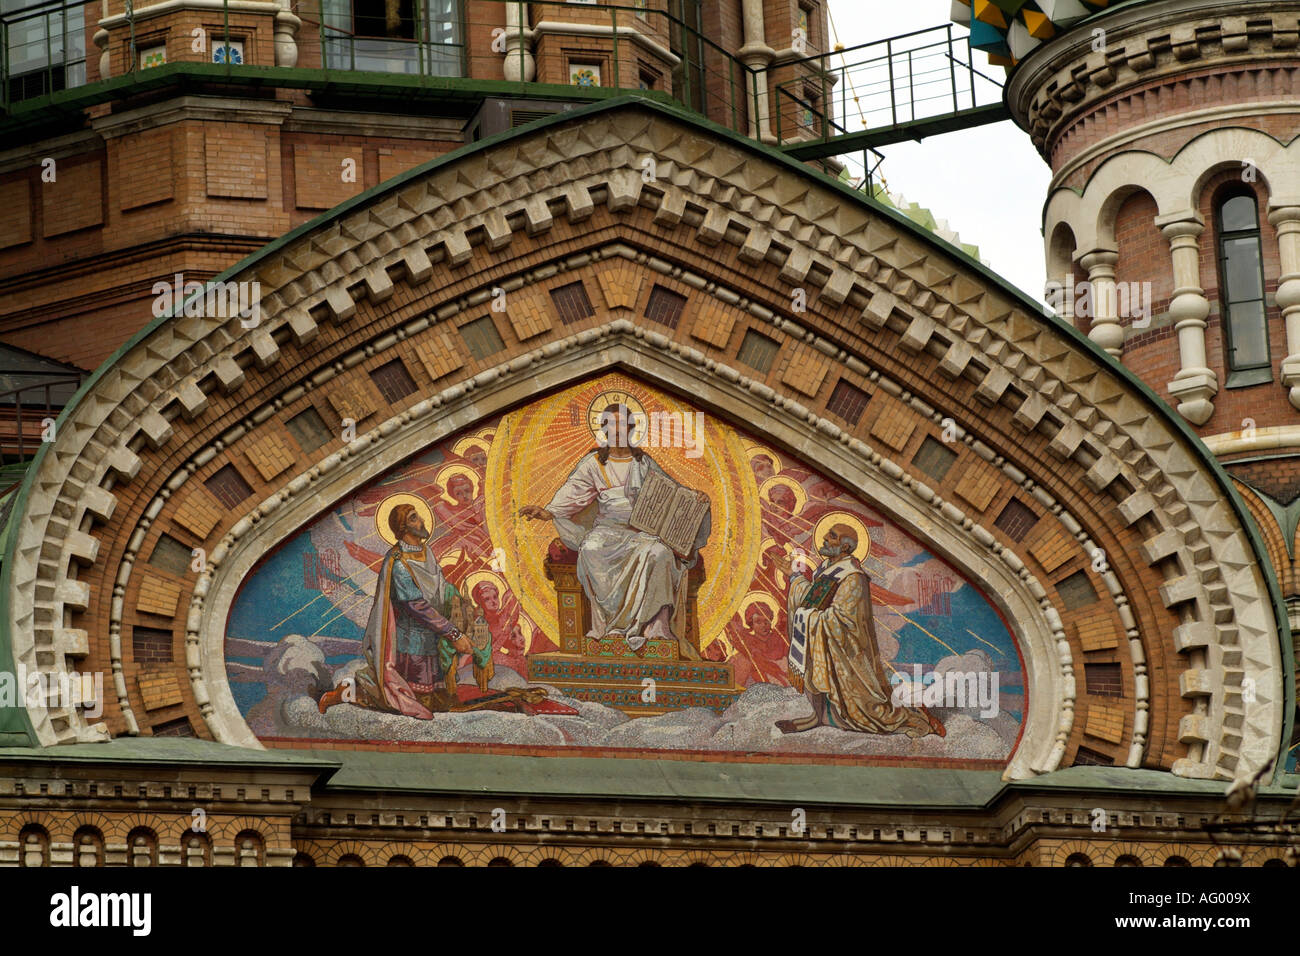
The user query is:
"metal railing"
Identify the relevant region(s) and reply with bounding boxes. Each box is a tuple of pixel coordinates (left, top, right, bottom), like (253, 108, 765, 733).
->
(0, 373, 81, 463)
(772, 23, 1006, 151)
(2, 0, 1001, 167)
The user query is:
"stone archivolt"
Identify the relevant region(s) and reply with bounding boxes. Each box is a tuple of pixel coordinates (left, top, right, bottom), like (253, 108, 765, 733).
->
(3, 101, 1284, 785)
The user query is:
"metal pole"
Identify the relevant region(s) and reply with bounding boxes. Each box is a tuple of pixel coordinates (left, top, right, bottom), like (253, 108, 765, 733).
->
(611, 5, 619, 91)
(948, 24, 958, 114)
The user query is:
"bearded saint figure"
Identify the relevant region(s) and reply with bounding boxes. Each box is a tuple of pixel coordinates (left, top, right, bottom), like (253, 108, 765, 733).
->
(774, 523, 944, 738)
(319, 501, 492, 718)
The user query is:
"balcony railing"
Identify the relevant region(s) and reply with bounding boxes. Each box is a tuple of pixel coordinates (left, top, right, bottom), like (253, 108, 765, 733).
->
(1, 0, 1002, 182)
(0, 373, 82, 464)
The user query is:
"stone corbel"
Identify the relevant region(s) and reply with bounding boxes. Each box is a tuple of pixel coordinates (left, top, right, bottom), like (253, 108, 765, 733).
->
(1270, 206, 1300, 410)
(1159, 218, 1217, 425)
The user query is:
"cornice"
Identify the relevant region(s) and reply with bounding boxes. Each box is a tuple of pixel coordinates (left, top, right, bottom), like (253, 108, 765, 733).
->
(1007, 0, 1300, 158)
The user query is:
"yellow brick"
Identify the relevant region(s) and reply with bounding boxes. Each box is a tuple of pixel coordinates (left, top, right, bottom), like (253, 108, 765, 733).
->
(326, 379, 380, 424)
(172, 488, 223, 540)
(869, 404, 916, 452)
(690, 299, 735, 348)
(137, 671, 184, 712)
(954, 466, 1000, 512)
(1085, 703, 1125, 745)
(413, 330, 464, 382)
(1075, 617, 1120, 652)
(596, 262, 641, 310)
(245, 430, 298, 482)
(137, 574, 182, 617)
(507, 301, 552, 341)
(1029, 528, 1075, 574)
(781, 346, 830, 398)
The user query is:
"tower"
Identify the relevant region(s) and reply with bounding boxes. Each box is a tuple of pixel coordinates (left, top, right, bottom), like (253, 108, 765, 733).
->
(992, 0, 1300, 759)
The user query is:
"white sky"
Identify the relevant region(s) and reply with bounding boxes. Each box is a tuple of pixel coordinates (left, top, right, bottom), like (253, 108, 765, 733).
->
(827, 0, 1050, 299)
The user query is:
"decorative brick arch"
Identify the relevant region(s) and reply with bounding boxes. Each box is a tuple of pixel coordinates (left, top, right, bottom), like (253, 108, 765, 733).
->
(0, 99, 1286, 787)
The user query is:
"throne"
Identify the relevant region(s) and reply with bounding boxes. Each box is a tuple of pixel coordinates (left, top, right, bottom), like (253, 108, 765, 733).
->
(542, 537, 706, 658)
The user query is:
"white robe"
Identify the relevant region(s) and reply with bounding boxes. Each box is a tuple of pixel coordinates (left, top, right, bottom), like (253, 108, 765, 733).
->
(546, 451, 710, 649)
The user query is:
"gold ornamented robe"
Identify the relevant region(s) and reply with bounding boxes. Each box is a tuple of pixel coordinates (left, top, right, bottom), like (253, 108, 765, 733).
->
(787, 556, 940, 738)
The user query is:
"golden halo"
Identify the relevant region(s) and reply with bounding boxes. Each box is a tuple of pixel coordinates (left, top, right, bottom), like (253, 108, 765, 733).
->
(739, 591, 780, 622)
(464, 569, 505, 602)
(517, 617, 535, 654)
(587, 390, 648, 444)
(376, 494, 434, 546)
(746, 445, 782, 474)
(435, 463, 480, 504)
(813, 512, 871, 562)
(453, 435, 492, 460)
(758, 475, 807, 514)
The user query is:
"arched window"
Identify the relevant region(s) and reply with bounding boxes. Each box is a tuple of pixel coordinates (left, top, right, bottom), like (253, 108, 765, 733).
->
(387, 855, 414, 867)
(1163, 855, 1190, 867)
(1064, 853, 1092, 867)
(1114, 854, 1141, 867)
(337, 854, 364, 867)
(1217, 190, 1270, 380)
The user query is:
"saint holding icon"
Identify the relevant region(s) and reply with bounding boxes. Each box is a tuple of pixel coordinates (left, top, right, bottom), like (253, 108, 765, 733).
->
(318, 494, 492, 718)
(774, 514, 944, 738)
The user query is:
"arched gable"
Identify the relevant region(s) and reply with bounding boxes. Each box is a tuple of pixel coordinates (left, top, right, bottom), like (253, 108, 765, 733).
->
(2, 98, 1288, 784)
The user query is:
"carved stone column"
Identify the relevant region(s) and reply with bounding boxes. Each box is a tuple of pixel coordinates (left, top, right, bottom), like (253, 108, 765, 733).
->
(503, 0, 535, 83)
(738, 0, 773, 142)
(1160, 219, 1217, 425)
(1271, 206, 1300, 410)
(1079, 250, 1123, 358)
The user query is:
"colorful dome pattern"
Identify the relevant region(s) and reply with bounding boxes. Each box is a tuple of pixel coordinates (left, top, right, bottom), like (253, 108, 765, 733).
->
(951, 0, 1136, 67)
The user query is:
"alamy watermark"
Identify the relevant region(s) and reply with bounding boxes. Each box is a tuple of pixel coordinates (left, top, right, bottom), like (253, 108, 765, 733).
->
(596, 408, 707, 459)
(152, 274, 261, 328)
(890, 664, 1000, 718)
(1045, 275, 1153, 328)
(0, 664, 103, 718)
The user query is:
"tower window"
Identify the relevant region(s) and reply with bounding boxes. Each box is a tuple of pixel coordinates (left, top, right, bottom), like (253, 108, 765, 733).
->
(1216, 190, 1269, 380)
(321, 0, 462, 76)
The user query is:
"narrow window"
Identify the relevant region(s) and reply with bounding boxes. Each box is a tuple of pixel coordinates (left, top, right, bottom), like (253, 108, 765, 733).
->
(1217, 190, 1269, 379)
(825, 379, 870, 426)
(369, 358, 417, 403)
(645, 285, 687, 330)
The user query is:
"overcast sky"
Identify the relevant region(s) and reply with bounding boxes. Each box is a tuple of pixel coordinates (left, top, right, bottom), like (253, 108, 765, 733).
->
(827, 0, 1050, 299)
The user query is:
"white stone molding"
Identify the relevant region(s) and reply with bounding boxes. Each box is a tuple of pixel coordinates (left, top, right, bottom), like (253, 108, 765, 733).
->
(1007, 0, 1300, 153)
(1271, 205, 1300, 410)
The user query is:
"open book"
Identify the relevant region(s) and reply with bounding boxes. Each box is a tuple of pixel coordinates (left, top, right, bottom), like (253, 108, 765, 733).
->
(629, 469, 709, 560)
